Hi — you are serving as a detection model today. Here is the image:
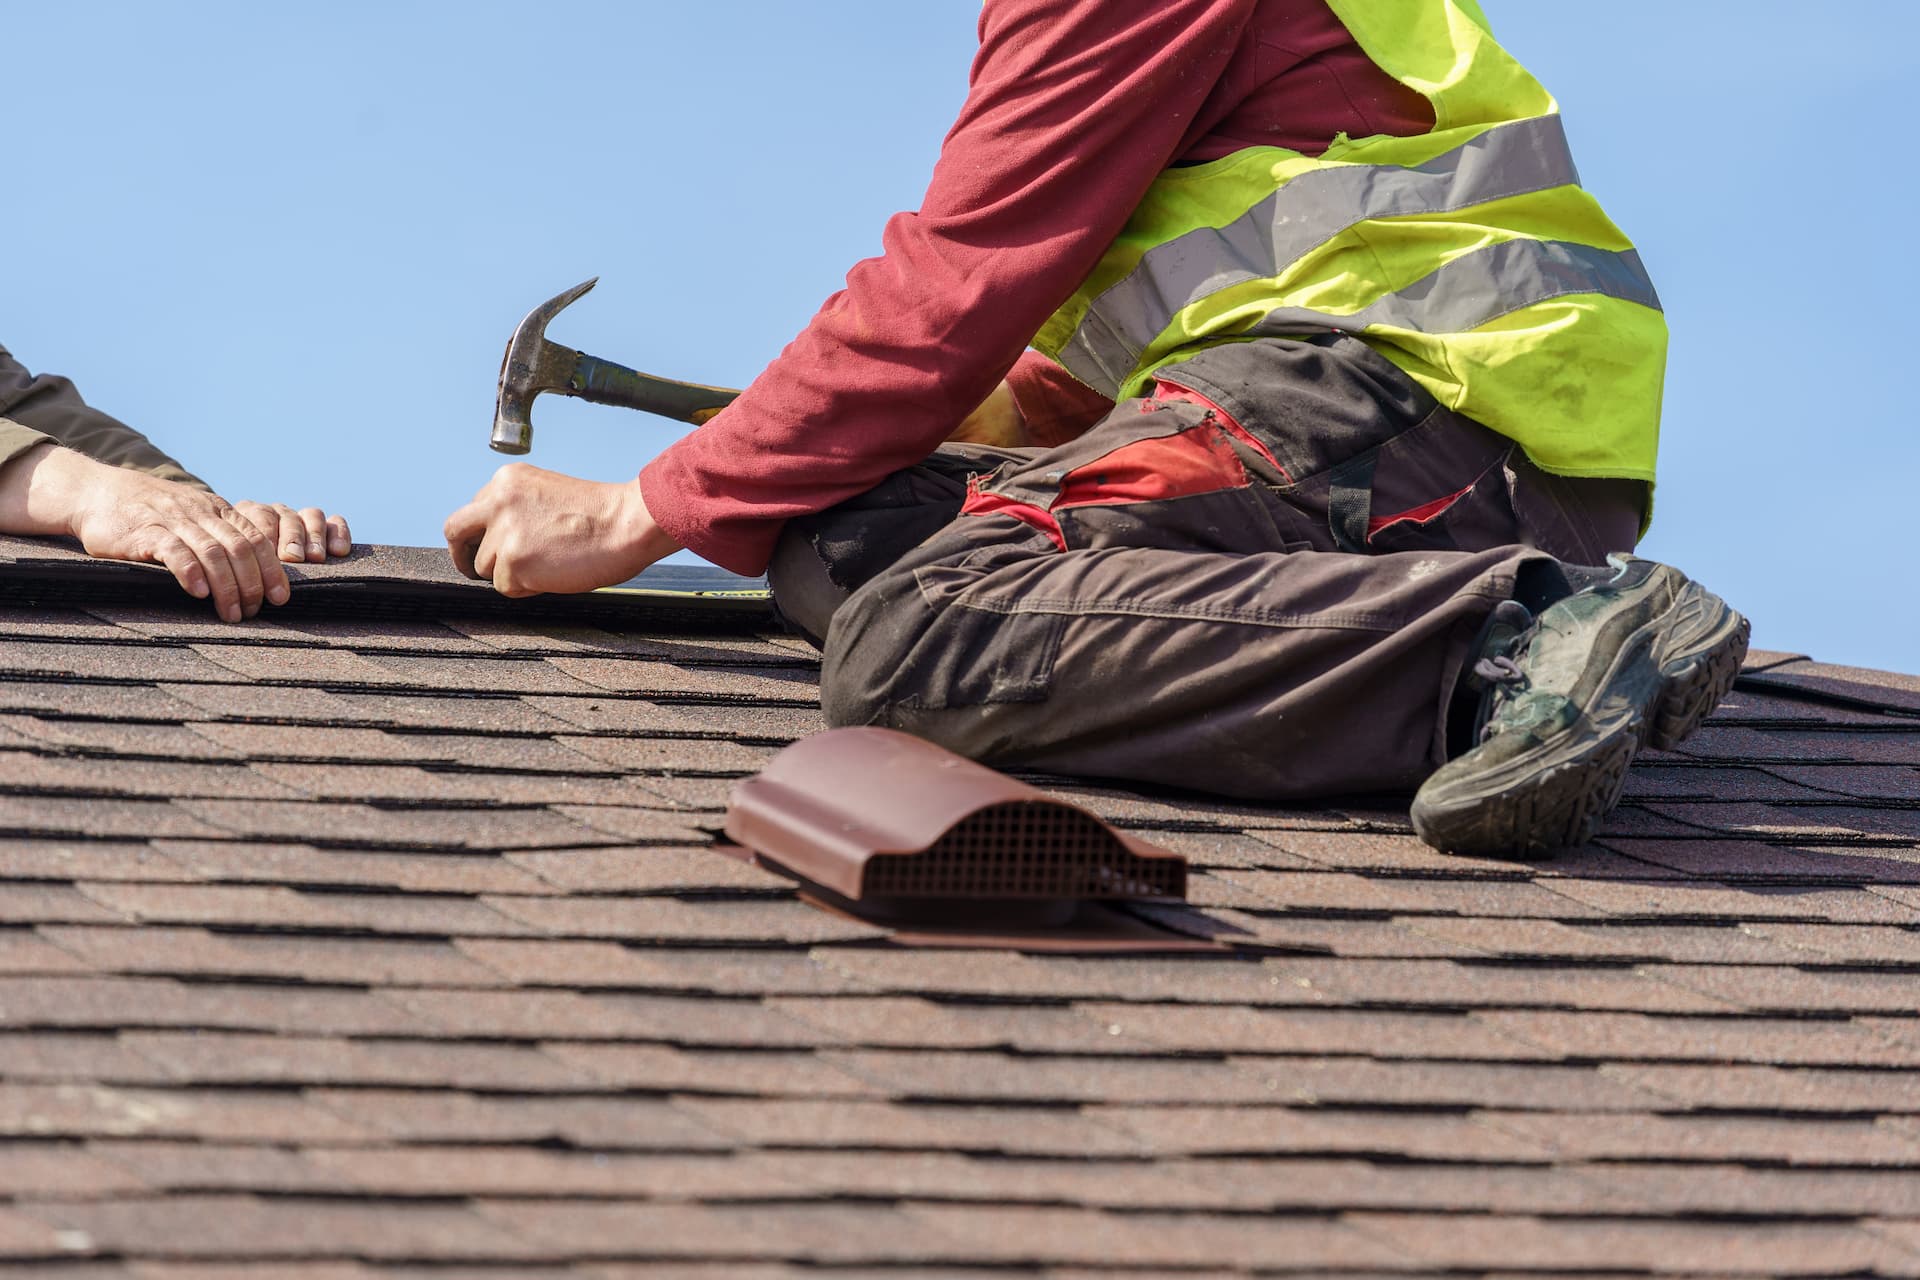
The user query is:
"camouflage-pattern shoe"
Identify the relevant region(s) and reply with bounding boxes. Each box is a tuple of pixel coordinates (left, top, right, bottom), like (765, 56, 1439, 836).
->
(1410, 555, 1749, 857)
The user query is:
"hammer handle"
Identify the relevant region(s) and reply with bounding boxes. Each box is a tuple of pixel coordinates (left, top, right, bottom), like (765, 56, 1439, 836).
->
(568, 353, 739, 426)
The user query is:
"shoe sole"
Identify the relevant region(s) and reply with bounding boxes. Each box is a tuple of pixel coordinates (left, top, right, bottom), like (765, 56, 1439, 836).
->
(1412, 578, 1749, 857)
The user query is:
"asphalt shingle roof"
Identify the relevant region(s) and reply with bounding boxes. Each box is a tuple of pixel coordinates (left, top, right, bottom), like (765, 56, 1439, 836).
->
(2, 533, 1920, 1276)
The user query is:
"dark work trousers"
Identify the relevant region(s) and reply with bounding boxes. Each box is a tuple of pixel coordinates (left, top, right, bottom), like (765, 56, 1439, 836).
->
(770, 337, 1645, 801)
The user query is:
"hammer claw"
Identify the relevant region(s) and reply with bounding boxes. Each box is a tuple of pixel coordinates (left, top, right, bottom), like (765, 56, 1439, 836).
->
(491, 277, 739, 454)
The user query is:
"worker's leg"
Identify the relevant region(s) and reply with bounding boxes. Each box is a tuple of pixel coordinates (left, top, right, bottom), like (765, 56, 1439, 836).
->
(793, 337, 1643, 799)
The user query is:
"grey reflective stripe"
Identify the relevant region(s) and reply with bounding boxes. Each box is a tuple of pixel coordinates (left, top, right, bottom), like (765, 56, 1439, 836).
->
(1057, 114, 1586, 394)
(1245, 240, 1662, 341)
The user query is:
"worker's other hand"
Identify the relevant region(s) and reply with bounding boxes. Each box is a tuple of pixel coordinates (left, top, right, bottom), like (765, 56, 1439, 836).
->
(443, 462, 681, 598)
(231, 501, 353, 563)
(0, 443, 288, 622)
(947, 380, 1030, 449)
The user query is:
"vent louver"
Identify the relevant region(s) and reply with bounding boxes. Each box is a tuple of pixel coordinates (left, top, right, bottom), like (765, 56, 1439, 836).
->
(725, 728, 1186, 909)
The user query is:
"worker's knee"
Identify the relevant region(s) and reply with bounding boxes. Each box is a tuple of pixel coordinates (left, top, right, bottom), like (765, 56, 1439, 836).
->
(818, 548, 1066, 758)
(766, 523, 850, 651)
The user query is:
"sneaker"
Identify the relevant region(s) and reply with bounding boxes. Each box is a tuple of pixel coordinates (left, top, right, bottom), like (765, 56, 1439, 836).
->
(1410, 555, 1749, 856)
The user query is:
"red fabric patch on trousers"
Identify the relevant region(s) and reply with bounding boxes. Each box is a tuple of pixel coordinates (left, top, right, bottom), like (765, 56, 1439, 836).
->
(961, 475, 1067, 551)
(1367, 482, 1475, 537)
(1151, 380, 1290, 482)
(1052, 421, 1251, 510)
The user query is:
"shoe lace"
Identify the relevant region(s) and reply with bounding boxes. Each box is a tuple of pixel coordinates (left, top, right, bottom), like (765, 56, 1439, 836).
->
(1472, 650, 1531, 743)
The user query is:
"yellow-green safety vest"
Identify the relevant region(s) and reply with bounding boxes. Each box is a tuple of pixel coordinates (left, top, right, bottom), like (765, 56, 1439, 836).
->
(1032, 0, 1665, 487)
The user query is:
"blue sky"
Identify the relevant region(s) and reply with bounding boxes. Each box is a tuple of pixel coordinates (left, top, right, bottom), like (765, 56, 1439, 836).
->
(9, 2, 1915, 673)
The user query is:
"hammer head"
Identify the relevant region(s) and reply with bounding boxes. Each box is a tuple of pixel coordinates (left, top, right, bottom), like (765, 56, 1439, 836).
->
(491, 277, 596, 454)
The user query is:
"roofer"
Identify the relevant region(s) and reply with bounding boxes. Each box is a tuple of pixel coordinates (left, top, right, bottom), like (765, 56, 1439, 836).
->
(0, 343, 352, 621)
(444, 0, 1749, 855)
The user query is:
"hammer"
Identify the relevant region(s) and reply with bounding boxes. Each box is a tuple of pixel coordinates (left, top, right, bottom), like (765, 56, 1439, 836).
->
(491, 277, 740, 454)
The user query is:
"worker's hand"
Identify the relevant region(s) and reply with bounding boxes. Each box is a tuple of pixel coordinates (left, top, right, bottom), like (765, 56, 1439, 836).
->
(948, 380, 1030, 448)
(230, 501, 353, 563)
(0, 443, 288, 622)
(443, 462, 681, 598)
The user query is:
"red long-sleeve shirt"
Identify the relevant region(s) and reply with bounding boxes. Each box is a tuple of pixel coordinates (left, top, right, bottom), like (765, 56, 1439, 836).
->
(639, 0, 1433, 575)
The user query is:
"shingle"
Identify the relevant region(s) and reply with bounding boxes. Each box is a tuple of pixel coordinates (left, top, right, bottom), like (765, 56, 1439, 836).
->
(1083, 1004, 1542, 1060)
(1612, 1063, 1920, 1112)
(473, 1200, 929, 1266)
(0, 605, 137, 641)
(123, 1031, 594, 1092)
(0, 679, 203, 721)
(1744, 920, 1920, 964)
(524, 695, 828, 740)
(0, 750, 300, 801)
(557, 735, 776, 775)
(0, 928, 94, 974)
(483, 895, 885, 945)
(1, 640, 247, 684)
(1481, 1108, 1920, 1166)
(0, 1030, 179, 1085)
(157, 682, 401, 726)
(0, 1084, 371, 1142)
(1666, 802, 1920, 843)
(1264, 956, 1735, 1012)
(546, 658, 821, 703)
(0, 1206, 86, 1258)
(73, 883, 354, 929)
(547, 1043, 878, 1098)
(0, 717, 240, 760)
(1638, 963, 1920, 1015)
(1088, 1103, 1549, 1160)
(900, 1204, 1406, 1270)
(247, 762, 643, 806)
(0, 1140, 148, 1196)
(504, 846, 786, 894)
(0, 796, 228, 841)
(1761, 763, 1920, 802)
(37, 1195, 549, 1263)
(152, 840, 550, 895)
(0, 976, 422, 1036)
(324, 691, 583, 734)
(817, 1048, 1277, 1105)
(188, 644, 422, 688)
(1346, 1213, 1914, 1275)
(1747, 658, 1920, 715)
(1208, 868, 1611, 919)
(0, 883, 128, 925)
(1598, 835, 1920, 883)
(171, 799, 605, 850)
(454, 940, 871, 996)
(536, 805, 716, 842)
(41, 926, 499, 987)
(311, 1089, 732, 1150)
(87, 1140, 345, 1194)
(1395, 915, 1665, 960)
(678, 1096, 1145, 1156)
(768, 997, 1134, 1054)
(356, 652, 610, 696)
(184, 723, 425, 762)
(1239, 1055, 1665, 1110)
(306, 1146, 801, 1200)
(1541, 872, 1920, 923)
(1479, 1009, 1920, 1066)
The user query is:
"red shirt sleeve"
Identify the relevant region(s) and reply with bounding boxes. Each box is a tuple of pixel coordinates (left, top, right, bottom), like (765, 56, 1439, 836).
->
(639, 0, 1257, 575)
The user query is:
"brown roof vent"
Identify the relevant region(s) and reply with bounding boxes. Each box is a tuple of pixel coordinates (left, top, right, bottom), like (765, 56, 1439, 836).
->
(725, 728, 1185, 916)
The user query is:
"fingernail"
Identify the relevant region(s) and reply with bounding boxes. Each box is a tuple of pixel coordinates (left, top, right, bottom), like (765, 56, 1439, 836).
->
(285, 542, 303, 557)
(308, 540, 324, 559)
(269, 584, 290, 605)
(224, 604, 242, 623)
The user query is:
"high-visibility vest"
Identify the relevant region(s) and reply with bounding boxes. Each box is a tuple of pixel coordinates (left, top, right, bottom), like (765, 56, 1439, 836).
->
(1032, 0, 1665, 485)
